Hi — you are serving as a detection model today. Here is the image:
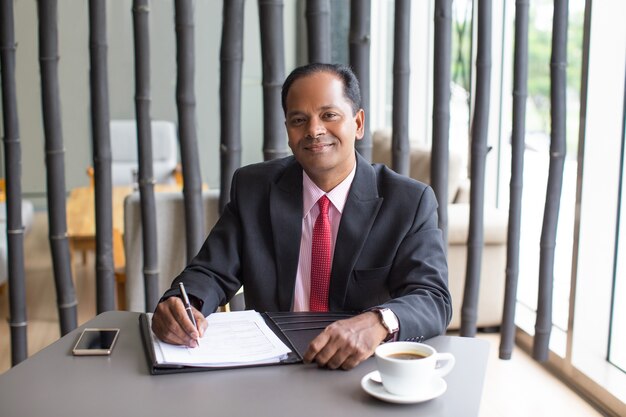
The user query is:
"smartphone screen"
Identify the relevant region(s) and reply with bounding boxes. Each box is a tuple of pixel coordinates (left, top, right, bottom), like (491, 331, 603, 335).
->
(72, 328, 120, 356)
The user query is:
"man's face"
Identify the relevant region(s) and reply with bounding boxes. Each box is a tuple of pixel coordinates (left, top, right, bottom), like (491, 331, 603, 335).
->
(284, 71, 364, 190)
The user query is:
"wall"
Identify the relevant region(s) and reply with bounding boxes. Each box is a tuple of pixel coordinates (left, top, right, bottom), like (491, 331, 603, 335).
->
(1, 0, 297, 208)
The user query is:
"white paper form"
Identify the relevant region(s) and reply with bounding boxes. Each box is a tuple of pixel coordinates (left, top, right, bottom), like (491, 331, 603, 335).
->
(148, 310, 292, 367)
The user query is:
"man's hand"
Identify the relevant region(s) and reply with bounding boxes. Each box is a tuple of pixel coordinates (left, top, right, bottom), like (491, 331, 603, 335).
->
(303, 312, 388, 370)
(151, 297, 208, 348)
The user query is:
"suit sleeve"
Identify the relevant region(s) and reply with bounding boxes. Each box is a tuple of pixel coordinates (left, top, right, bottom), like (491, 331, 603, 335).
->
(378, 186, 452, 341)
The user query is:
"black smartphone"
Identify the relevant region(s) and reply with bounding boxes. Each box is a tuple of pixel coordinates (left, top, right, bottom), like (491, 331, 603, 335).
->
(72, 328, 120, 356)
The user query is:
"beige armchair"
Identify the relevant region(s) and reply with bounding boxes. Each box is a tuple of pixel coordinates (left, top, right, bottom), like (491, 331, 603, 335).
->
(372, 129, 507, 330)
(87, 120, 180, 188)
(122, 189, 221, 312)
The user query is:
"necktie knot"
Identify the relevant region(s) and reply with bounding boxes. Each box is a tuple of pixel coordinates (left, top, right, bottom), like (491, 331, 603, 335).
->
(318, 195, 330, 216)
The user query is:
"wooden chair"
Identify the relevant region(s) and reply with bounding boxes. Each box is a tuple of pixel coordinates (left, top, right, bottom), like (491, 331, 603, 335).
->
(83, 120, 181, 271)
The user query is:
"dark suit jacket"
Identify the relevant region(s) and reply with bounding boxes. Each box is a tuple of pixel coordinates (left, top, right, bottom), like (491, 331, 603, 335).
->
(163, 153, 452, 341)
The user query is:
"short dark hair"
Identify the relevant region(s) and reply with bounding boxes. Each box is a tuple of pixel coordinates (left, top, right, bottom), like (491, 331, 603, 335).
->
(281, 63, 362, 115)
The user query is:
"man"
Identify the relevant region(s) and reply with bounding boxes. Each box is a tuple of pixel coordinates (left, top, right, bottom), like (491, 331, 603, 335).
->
(152, 63, 451, 370)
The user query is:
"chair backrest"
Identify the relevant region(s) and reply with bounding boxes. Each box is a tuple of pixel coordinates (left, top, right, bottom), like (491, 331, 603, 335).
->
(110, 120, 178, 185)
(371, 129, 465, 204)
(123, 189, 220, 312)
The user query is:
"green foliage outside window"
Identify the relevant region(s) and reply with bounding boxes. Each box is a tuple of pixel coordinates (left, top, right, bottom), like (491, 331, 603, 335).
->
(527, 3, 584, 156)
(450, 1, 585, 156)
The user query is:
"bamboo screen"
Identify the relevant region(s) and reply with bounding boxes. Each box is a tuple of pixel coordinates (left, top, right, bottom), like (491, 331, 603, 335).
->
(0, 0, 570, 367)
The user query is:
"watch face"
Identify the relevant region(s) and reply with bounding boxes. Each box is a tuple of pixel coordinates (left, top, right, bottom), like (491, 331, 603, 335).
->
(380, 308, 399, 333)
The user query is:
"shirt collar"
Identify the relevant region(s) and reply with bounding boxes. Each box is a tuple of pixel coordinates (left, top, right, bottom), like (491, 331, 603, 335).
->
(302, 163, 357, 218)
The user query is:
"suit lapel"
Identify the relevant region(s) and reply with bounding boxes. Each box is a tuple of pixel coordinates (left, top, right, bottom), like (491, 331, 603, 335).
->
(329, 154, 383, 310)
(270, 159, 303, 311)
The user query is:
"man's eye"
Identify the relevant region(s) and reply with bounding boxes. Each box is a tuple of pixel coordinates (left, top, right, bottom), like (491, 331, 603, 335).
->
(323, 112, 338, 120)
(289, 118, 305, 126)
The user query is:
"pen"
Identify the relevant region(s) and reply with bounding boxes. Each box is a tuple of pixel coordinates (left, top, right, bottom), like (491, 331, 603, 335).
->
(179, 282, 201, 346)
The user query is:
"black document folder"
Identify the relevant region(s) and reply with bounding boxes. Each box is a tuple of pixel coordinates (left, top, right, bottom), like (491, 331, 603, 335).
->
(140, 311, 354, 375)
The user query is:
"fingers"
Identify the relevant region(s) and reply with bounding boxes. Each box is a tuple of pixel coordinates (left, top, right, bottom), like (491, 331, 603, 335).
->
(303, 330, 330, 364)
(194, 309, 208, 337)
(304, 325, 368, 370)
(303, 313, 386, 370)
(309, 338, 358, 370)
(151, 297, 203, 347)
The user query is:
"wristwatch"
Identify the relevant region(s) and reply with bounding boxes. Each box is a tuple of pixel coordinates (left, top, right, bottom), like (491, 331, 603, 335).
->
(373, 307, 399, 341)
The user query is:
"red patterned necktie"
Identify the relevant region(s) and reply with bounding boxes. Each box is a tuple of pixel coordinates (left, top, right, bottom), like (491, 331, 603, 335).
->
(309, 195, 331, 312)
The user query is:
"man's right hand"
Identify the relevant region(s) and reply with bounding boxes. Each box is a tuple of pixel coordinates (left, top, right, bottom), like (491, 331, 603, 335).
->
(151, 297, 208, 348)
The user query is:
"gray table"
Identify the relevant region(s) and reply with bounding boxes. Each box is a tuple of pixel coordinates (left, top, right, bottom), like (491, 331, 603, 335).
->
(0, 311, 489, 417)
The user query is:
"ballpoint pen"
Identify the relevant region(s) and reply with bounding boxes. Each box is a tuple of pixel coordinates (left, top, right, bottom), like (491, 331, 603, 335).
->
(179, 282, 201, 346)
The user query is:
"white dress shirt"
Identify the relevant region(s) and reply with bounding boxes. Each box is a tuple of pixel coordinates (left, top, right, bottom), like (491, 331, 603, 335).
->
(292, 164, 357, 311)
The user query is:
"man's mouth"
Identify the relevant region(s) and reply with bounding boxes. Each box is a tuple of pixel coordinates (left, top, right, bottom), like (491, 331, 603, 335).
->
(306, 143, 334, 152)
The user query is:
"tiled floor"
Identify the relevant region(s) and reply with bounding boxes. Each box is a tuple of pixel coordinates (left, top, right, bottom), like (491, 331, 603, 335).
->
(0, 212, 603, 416)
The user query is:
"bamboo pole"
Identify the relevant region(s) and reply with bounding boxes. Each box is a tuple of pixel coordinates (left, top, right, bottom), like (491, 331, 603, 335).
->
(132, 0, 159, 312)
(258, 0, 288, 161)
(533, 0, 569, 362)
(460, 0, 492, 337)
(391, 0, 411, 176)
(500, 0, 529, 360)
(37, 0, 78, 335)
(88, 0, 115, 313)
(219, 0, 244, 211)
(175, 0, 204, 259)
(349, 0, 372, 162)
(466, 5, 476, 171)
(0, 0, 28, 365)
(431, 0, 453, 242)
(305, 0, 331, 63)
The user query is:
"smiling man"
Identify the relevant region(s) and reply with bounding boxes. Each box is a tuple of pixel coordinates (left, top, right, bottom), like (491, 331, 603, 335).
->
(283, 67, 364, 192)
(152, 63, 451, 370)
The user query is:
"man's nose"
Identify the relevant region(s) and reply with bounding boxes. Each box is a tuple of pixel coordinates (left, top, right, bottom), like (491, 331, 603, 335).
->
(306, 118, 326, 138)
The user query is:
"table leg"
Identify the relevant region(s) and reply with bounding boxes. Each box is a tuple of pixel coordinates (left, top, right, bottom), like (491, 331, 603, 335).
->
(115, 272, 127, 311)
(113, 229, 127, 310)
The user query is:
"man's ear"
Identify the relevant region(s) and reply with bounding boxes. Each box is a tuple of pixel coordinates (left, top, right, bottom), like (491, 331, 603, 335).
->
(354, 109, 365, 140)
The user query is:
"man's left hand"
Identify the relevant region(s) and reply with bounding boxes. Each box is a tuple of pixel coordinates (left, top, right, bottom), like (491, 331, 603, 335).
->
(303, 311, 388, 370)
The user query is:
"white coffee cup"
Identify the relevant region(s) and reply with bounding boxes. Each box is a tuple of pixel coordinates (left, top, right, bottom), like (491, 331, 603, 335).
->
(374, 341, 455, 397)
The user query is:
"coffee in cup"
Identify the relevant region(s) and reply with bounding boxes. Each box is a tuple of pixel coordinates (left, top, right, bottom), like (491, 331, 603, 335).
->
(374, 342, 455, 397)
(386, 351, 428, 360)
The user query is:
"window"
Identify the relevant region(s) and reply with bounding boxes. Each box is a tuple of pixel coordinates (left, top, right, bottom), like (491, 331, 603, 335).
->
(608, 93, 626, 373)
(368, 2, 626, 411)
(502, 0, 585, 358)
(505, 0, 626, 410)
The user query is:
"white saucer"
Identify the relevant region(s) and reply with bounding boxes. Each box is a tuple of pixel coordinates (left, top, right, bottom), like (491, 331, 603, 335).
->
(360, 371, 447, 404)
